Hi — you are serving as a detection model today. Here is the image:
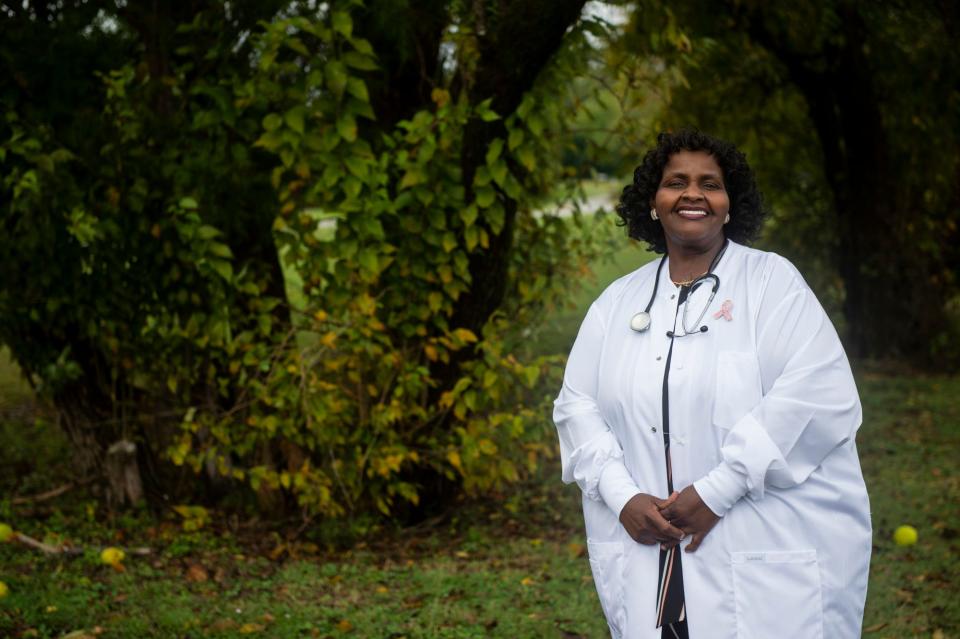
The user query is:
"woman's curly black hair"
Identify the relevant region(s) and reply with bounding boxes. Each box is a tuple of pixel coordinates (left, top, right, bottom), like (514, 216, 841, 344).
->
(616, 129, 765, 253)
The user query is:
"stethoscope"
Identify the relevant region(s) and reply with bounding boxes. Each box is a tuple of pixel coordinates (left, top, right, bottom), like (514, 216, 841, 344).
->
(630, 240, 727, 337)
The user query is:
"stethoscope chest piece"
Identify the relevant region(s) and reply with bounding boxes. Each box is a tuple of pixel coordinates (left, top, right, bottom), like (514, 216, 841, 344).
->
(630, 311, 651, 332)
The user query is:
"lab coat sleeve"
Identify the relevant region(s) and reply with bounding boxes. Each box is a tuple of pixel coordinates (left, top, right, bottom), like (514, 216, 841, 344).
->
(694, 259, 862, 515)
(554, 302, 641, 516)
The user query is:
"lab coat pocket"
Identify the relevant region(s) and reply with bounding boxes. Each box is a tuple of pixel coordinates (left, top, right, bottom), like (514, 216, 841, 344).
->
(731, 549, 823, 639)
(587, 540, 626, 638)
(713, 350, 762, 430)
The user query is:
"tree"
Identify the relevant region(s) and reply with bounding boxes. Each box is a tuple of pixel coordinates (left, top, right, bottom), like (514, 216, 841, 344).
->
(619, 0, 960, 365)
(1, 1, 613, 519)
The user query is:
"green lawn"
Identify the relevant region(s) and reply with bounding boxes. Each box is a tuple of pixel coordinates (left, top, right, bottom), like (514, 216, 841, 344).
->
(0, 240, 958, 638)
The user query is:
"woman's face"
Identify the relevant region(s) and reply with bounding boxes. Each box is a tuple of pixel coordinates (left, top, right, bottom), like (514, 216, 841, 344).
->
(652, 150, 730, 252)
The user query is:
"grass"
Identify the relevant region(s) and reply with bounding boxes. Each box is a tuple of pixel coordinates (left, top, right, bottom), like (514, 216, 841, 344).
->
(0, 242, 958, 637)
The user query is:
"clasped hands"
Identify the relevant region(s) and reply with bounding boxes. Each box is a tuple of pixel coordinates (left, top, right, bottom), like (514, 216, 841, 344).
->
(618, 485, 719, 552)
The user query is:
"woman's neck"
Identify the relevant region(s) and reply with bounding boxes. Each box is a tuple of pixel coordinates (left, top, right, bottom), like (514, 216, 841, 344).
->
(666, 237, 726, 284)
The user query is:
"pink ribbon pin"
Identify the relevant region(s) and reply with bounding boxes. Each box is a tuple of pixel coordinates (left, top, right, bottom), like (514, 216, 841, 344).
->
(713, 299, 733, 321)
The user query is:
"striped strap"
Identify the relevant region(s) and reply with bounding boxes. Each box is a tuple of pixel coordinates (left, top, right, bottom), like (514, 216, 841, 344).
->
(657, 331, 687, 630)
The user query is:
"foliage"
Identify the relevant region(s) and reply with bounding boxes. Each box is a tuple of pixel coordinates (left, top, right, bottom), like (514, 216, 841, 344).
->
(168, 7, 617, 518)
(614, 0, 960, 363)
(0, 2, 613, 519)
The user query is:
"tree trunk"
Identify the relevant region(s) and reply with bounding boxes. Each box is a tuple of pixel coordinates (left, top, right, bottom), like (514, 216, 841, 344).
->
(747, 4, 950, 362)
(452, 0, 588, 341)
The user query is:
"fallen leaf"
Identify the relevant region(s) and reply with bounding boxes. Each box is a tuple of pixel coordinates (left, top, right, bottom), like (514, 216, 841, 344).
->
(240, 622, 265, 634)
(210, 618, 238, 631)
(336, 618, 353, 632)
(932, 631, 945, 639)
(863, 622, 887, 633)
(375, 585, 388, 594)
(520, 577, 535, 586)
(185, 564, 209, 582)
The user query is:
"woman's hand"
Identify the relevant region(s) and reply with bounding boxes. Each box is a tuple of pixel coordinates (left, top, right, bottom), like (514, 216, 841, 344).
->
(658, 485, 720, 552)
(619, 492, 686, 546)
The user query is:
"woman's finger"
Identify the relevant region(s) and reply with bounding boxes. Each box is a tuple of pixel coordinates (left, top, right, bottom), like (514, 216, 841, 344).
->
(651, 512, 685, 540)
(685, 531, 707, 553)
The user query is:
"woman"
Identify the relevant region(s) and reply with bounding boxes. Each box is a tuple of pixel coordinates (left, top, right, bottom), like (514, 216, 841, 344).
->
(554, 130, 871, 639)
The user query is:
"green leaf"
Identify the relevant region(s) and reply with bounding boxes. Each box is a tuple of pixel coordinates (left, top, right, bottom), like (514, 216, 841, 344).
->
(485, 138, 503, 165)
(527, 114, 544, 136)
(465, 225, 479, 251)
(346, 77, 369, 102)
(399, 168, 425, 190)
(442, 233, 457, 253)
(489, 159, 508, 188)
(352, 38, 374, 55)
(179, 197, 199, 210)
(336, 113, 358, 142)
(331, 11, 353, 38)
(487, 203, 505, 234)
(473, 166, 492, 187)
(325, 61, 348, 98)
(358, 248, 378, 273)
(210, 259, 233, 282)
(196, 225, 220, 240)
(262, 113, 283, 132)
(343, 176, 362, 199)
(517, 146, 537, 172)
(342, 51, 378, 71)
(284, 106, 306, 134)
(459, 205, 478, 227)
(508, 127, 525, 151)
(476, 99, 500, 122)
(344, 155, 368, 179)
(475, 186, 496, 208)
(207, 241, 233, 259)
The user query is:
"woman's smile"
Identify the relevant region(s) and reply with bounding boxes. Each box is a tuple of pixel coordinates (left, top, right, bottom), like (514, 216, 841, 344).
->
(675, 207, 710, 219)
(653, 150, 730, 252)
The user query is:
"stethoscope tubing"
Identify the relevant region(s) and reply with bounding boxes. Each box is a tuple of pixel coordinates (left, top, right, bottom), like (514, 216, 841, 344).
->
(630, 240, 728, 336)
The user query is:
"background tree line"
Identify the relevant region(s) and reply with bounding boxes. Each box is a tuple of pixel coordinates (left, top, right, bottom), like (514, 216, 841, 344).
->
(2, 0, 957, 524)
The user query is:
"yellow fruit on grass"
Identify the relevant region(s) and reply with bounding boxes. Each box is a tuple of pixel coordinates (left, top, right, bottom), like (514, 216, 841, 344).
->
(893, 525, 918, 546)
(0, 523, 13, 542)
(100, 547, 125, 565)
(0, 581, 8, 598)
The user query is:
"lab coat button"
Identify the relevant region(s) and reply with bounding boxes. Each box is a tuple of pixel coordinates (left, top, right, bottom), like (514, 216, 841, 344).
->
(656, 356, 662, 361)
(650, 426, 657, 433)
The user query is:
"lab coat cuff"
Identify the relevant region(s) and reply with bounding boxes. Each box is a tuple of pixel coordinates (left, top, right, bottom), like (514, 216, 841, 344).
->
(598, 461, 641, 517)
(694, 461, 748, 517)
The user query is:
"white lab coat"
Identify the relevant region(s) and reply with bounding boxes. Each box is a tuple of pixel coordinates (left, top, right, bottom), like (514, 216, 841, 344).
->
(554, 241, 871, 639)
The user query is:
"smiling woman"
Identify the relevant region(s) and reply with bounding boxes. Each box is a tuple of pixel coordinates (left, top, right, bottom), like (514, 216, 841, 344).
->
(617, 129, 764, 258)
(652, 150, 730, 282)
(554, 130, 872, 638)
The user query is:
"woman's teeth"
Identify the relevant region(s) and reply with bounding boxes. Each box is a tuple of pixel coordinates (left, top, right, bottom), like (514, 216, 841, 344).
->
(677, 209, 708, 218)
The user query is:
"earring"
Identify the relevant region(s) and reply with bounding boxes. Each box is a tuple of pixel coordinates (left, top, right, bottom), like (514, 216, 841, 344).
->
(724, 213, 730, 224)
(650, 208, 659, 221)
